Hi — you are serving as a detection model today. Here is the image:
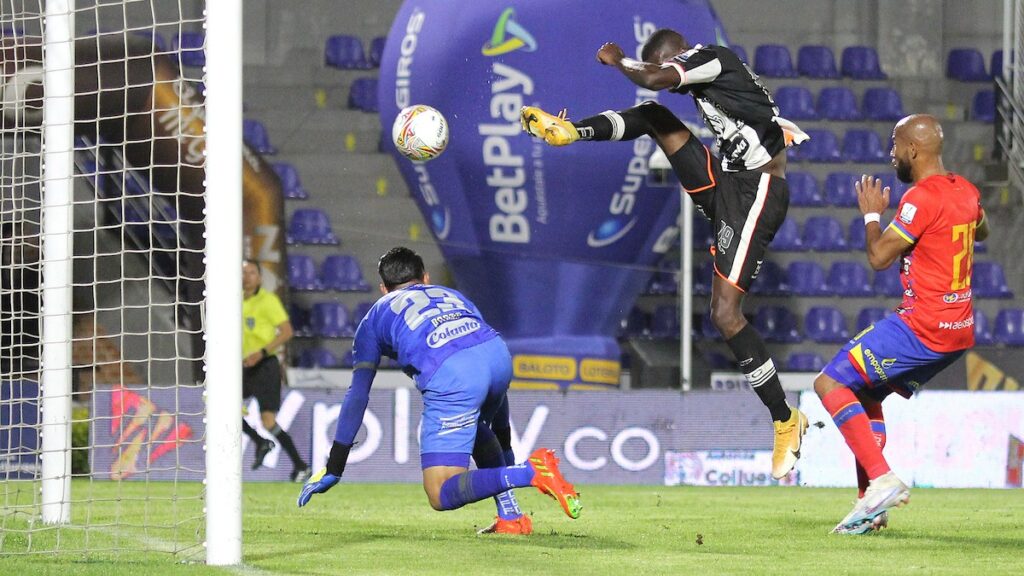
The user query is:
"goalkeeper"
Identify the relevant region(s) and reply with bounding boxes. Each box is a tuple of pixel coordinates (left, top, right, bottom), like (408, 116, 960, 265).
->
(297, 247, 581, 533)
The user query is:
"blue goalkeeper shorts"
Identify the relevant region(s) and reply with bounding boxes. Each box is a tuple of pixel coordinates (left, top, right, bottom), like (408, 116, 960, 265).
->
(822, 314, 963, 401)
(419, 337, 512, 468)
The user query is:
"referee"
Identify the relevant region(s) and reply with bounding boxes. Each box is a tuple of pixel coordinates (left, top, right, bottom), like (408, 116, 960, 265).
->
(242, 259, 310, 482)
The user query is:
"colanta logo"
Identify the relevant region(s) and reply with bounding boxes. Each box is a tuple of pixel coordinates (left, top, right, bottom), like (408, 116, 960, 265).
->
(482, 8, 537, 56)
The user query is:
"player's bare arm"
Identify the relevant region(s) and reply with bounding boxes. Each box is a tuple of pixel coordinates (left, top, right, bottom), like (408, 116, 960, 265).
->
(596, 42, 678, 91)
(857, 175, 912, 270)
(975, 208, 990, 242)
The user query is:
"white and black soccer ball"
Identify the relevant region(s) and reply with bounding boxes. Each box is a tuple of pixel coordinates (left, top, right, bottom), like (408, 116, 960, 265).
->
(391, 104, 449, 162)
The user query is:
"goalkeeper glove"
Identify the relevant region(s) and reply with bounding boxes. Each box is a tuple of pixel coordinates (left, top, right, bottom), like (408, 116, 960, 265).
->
(297, 468, 339, 507)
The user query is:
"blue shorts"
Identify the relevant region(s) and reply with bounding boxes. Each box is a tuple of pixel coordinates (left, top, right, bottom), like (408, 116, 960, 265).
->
(419, 337, 512, 468)
(822, 314, 963, 401)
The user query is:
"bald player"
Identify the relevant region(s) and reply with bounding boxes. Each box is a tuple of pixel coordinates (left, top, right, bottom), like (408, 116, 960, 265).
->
(817, 115, 989, 535)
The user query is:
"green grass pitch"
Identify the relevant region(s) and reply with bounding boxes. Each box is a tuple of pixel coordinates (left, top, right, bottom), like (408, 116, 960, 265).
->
(2, 480, 1022, 575)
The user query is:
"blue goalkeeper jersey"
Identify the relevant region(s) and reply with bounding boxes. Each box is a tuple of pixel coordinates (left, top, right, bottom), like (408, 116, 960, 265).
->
(352, 284, 499, 386)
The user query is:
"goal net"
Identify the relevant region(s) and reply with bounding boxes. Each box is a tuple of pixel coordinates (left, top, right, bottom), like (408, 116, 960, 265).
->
(0, 0, 240, 562)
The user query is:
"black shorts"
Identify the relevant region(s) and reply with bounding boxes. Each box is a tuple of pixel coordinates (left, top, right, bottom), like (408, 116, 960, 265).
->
(243, 355, 282, 413)
(669, 137, 789, 292)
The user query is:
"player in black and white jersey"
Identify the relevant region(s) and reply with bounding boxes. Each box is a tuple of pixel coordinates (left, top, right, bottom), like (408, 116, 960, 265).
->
(521, 28, 809, 479)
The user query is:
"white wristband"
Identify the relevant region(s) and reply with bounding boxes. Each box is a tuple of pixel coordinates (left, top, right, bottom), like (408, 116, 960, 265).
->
(863, 213, 881, 225)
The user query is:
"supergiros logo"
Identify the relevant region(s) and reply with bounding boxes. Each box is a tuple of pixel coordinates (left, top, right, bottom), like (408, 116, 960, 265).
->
(482, 8, 537, 56)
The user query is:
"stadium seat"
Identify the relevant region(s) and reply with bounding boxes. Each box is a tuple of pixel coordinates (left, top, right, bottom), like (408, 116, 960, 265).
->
(840, 46, 887, 79)
(647, 259, 679, 295)
(706, 351, 735, 370)
(287, 208, 340, 245)
(802, 216, 848, 252)
(848, 216, 867, 250)
(693, 216, 714, 250)
(829, 262, 873, 297)
(700, 313, 722, 341)
(787, 352, 825, 372)
(872, 266, 904, 298)
(325, 34, 368, 69)
(872, 173, 909, 208)
(754, 306, 802, 343)
(298, 347, 341, 369)
(774, 86, 818, 120)
(173, 31, 205, 67)
(972, 262, 1014, 298)
(974, 310, 995, 346)
(991, 49, 1007, 78)
(974, 241, 988, 254)
(824, 172, 859, 207)
(856, 307, 890, 332)
(818, 87, 861, 121)
(620, 308, 650, 339)
(771, 218, 805, 251)
(729, 44, 748, 64)
(754, 44, 797, 77)
(368, 36, 386, 68)
(750, 260, 789, 296)
(352, 301, 374, 325)
(972, 90, 996, 123)
(271, 162, 310, 200)
(946, 48, 989, 81)
(862, 88, 905, 121)
(137, 30, 168, 52)
(650, 305, 680, 340)
(994, 309, 1024, 346)
(842, 129, 888, 163)
(792, 129, 842, 163)
(805, 306, 849, 343)
(787, 171, 824, 206)
(243, 119, 277, 155)
(311, 302, 354, 338)
(348, 78, 379, 112)
(289, 304, 314, 337)
(787, 261, 831, 296)
(693, 261, 714, 297)
(321, 254, 371, 292)
(287, 254, 323, 291)
(797, 45, 839, 78)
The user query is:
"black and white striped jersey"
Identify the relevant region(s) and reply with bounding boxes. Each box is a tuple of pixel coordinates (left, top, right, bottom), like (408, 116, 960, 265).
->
(660, 44, 808, 172)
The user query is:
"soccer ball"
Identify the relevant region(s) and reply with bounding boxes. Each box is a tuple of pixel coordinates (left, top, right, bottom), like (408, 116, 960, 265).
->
(391, 105, 449, 162)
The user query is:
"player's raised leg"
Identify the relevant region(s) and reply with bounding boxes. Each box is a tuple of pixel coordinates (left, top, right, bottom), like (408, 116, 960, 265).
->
(521, 100, 691, 153)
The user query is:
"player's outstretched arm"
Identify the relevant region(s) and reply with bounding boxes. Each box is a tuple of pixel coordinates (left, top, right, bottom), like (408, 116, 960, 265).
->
(596, 42, 679, 91)
(976, 209, 990, 242)
(857, 175, 913, 270)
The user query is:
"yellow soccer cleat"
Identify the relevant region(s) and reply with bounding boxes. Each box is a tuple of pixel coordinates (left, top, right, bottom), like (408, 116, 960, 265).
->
(520, 106, 580, 146)
(771, 407, 808, 479)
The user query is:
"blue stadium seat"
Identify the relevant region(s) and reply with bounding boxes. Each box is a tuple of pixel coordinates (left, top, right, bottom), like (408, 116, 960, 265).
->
(311, 302, 354, 338)
(774, 86, 818, 120)
(946, 48, 989, 81)
(787, 261, 831, 296)
(287, 208, 340, 245)
(771, 218, 805, 251)
(974, 241, 988, 254)
(840, 46, 886, 79)
(299, 347, 341, 369)
(271, 162, 309, 200)
(818, 87, 861, 121)
(173, 31, 205, 67)
(693, 217, 714, 250)
(137, 30, 168, 52)
(871, 173, 909, 208)
(872, 266, 904, 297)
(994, 309, 1024, 346)
(243, 119, 277, 155)
(842, 129, 887, 163)
(706, 352, 734, 370)
(754, 44, 797, 77)
(828, 262, 873, 297)
(972, 262, 1014, 298)
(862, 88, 905, 121)
(620, 308, 650, 339)
(802, 216, 848, 252)
(991, 49, 1006, 78)
(647, 259, 679, 295)
(352, 301, 374, 325)
(856, 307, 890, 332)
(787, 171, 824, 206)
(700, 313, 722, 341)
(972, 90, 996, 123)
(787, 352, 825, 372)
(754, 306, 802, 343)
(805, 306, 849, 343)
(321, 254, 371, 292)
(791, 129, 842, 163)
(973, 310, 995, 346)
(848, 216, 867, 250)
(729, 44, 748, 64)
(750, 260, 789, 296)
(368, 36, 386, 68)
(325, 34, 368, 69)
(287, 254, 323, 291)
(824, 172, 859, 207)
(650, 305, 680, 340)
(797, 45, 839, 78)
(693, 260, 714, 297)
(289, 304, 314, 337)
(348, 78, 379, 112)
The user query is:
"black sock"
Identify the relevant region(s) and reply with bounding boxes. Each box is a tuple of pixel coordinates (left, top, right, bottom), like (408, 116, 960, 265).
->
(724, 323, 791, 422)
(241, 419, 262, 442)
(573, 101, 669, 141)
(269, 424, 307, 468)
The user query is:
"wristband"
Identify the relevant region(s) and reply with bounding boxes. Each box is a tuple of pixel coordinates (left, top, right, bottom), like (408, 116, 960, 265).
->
(863, 213, 881, 225)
